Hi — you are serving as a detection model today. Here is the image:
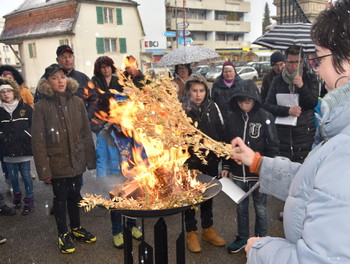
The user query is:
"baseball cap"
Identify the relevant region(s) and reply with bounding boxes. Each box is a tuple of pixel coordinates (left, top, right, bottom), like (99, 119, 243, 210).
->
(56, 45, 74, 57)
(44, 64, 68, 79)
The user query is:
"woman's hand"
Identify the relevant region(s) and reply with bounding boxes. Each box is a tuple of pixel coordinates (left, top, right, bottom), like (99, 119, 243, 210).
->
(245, 237, 263, 257)
(231, 137, 255, 167)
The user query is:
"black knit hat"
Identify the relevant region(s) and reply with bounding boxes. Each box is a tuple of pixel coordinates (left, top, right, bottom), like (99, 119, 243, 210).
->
(270, 51, 285, 66)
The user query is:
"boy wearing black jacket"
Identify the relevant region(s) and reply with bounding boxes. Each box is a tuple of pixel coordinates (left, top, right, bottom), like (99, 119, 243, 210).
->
(221, 80, 279, 253)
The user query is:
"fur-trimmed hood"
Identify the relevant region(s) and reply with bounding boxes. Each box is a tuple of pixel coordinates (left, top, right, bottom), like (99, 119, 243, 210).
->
(36, 77, 79, 98)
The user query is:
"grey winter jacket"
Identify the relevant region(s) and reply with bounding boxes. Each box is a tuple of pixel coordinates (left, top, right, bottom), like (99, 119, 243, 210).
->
(248, 81, 350, 263)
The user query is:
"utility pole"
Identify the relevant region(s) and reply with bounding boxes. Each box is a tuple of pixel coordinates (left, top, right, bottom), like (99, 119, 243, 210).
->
(182, 0, 186, 46)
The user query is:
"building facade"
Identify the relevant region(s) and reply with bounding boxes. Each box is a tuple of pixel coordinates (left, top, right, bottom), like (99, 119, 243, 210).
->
(0, 0, 144, 90)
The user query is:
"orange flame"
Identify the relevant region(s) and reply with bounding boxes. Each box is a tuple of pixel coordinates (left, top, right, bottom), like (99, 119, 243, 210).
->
(108, 96, 199, 199)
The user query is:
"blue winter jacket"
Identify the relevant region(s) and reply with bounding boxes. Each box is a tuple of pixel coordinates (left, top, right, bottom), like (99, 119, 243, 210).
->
(96, 123, 146, 178)
(247, 81, 350, 263)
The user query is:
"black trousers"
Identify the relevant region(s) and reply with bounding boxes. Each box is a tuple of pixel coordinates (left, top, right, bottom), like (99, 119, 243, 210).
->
(185, 158, 218, 232)
(51, 174, 82, 235)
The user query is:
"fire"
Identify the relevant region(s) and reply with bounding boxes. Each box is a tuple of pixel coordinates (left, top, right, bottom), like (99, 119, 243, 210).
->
(80, 68, 232, 211)
(107, 95, 201, 202)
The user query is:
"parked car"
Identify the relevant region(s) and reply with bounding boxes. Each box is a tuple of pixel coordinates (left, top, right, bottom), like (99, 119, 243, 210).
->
(192, 65, 212, 77)
(205, 65, 222, 82)
(236, 66, 258, 82)
(247, 61, 271, 78)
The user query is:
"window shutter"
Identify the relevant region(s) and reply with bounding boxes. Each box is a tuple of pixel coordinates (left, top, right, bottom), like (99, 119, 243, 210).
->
(116, 8, 123, 25)
(96, 38, 105, 54)
(119, 38, 127, 53)
(96, 6, 103, 24)
(28, 43, 33, 58)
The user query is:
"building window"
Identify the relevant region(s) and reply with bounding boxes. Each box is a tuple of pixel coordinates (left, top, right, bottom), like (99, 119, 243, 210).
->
(28, 43, 37, 58)
(96, 37, 127, 54)
(104, 38, 117, 52)
(59, 39, 69, 46)
(104, 7, 114, 24)
(96, 6, 123, 25)
(3, 46, 9, 52)
(4, 58, 11, 63)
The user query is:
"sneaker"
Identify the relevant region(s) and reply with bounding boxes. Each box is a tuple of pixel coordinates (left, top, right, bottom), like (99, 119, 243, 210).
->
(0, 205, 16, 216)
(44, 179, 51, 184)
(0, 234, 6, 244)
(279, 212, 284, 221)
(131, 226, 143, 240)
(227, 236, 247, 253)
(113, 233, 124, 249)
(71, 227, 97, 243)
(58, 233, 75, 254)
(30, 171, 36, 179)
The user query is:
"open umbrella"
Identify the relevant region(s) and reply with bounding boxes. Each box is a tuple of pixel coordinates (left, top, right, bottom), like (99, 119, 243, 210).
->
(156, 46, 219, 67)
(253, 23, 315, 53)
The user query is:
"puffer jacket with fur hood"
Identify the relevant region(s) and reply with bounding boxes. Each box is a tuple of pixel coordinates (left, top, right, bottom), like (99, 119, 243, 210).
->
(32, 77, 96, 180)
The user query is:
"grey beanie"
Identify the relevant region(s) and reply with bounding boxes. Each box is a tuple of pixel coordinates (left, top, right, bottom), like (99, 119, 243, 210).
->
(270, 51, 285, 66)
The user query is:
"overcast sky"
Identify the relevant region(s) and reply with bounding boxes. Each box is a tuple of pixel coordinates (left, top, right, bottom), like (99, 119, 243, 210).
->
(1, 0, 277, 18)
(0, 0, 25, 18)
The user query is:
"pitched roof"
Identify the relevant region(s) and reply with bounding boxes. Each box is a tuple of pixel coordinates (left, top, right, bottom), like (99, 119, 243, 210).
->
(0, 0, 138, 43)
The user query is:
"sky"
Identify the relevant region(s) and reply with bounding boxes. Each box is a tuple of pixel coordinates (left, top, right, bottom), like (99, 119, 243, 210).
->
(0, 0, 25, 17)
(1, 0, 277, 18)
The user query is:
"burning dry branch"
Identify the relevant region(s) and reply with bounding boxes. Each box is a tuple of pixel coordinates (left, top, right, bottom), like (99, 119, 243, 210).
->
(81, 69, 232, 212)
(107, 70, 234, 162)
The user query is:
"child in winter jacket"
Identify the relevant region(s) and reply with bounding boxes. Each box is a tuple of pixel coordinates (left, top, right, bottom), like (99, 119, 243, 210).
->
(182, 74, 226, 253)
(0, 77, 33, 215)
(96, 115, 144, 248)
(221, 79, 279, 253)
(32, 64, 96, 254)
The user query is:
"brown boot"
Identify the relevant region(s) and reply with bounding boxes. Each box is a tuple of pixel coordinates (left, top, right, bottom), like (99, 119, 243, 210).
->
(202, 226, 226, 247)
(186, 231, 201, 253)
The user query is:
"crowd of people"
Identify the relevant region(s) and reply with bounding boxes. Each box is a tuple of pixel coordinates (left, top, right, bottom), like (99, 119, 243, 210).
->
(1, 0, 350, 262)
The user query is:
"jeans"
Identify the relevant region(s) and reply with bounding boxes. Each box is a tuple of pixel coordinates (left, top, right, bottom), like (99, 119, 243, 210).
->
(6, 161, 33, 196)
(234, 180, 267, 238)
(111, 211, 136, 235)
(51, 174, 82, 235)
(185, 198, 213, 232)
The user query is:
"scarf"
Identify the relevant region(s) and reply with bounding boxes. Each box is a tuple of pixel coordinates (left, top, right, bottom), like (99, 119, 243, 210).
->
(281, 66, 303, 93)
(1, 99, 19, 116)
(224, 79, 234, 88)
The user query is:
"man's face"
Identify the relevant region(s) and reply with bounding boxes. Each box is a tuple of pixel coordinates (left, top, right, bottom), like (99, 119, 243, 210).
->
(272, 61, 285, 74)
(286, 54, 302, 74)
(56, 52, 75, 72)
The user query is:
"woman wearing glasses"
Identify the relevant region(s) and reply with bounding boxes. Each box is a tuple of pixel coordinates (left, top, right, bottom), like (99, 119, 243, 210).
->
(230, 0, 350, 262)
(264, 45, 319, 164)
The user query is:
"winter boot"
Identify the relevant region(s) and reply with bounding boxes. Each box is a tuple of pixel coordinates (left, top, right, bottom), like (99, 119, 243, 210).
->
(22, 196, 34, 215)
(186, 231, 201, 253)
(13, 191, 22, 209)
(202, 226, 226, 247)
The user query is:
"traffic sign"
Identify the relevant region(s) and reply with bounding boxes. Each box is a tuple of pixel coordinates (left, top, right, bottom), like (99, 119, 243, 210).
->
(178, 30, 190, 37)
(177, 22, 189, 29)
(163, 31, 177, 37)
(178, 37, 193, 45)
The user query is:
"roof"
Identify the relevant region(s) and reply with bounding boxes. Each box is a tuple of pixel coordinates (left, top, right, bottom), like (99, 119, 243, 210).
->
(0, 0, 138, 43)
(3, 0, 137, 17)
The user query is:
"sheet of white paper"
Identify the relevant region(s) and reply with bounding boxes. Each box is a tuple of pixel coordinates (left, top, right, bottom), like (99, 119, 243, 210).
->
(219, 178, 261, 204)
(275, 93, 299, 126)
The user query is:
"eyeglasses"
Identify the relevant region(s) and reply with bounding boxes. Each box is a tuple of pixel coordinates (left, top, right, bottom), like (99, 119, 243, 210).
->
(0, 90, 13, 95)
(286, 60, 302, 66)
(308, 53, 332, 72)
